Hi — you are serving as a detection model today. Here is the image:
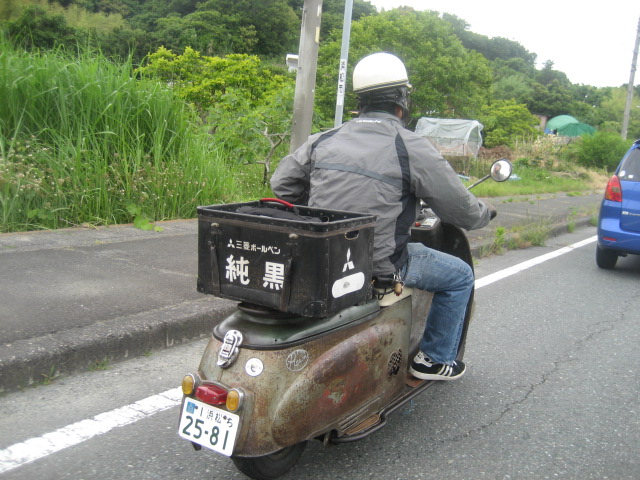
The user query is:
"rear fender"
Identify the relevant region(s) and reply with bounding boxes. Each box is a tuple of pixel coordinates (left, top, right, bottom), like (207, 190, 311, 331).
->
(271, 298, 411, 444)
(198, 298, 411, 456)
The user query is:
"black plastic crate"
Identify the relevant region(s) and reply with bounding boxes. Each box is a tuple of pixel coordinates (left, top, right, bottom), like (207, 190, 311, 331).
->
(197, 200, 376, 318)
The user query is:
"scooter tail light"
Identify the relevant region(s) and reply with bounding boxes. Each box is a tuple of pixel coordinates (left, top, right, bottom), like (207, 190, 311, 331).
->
(195, 384, 228, 405)
(226, 389, 241, 411)
(604, 175, 622, 202)
(181, 374, 197, 395)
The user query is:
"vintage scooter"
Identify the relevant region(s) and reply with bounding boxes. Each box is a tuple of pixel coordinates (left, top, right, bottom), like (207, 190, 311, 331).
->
(178, 159, 512, 480)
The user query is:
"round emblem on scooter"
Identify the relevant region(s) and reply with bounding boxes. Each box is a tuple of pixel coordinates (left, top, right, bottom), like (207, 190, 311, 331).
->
(286, 349, 309, 372)
(245, 358, 264, 377)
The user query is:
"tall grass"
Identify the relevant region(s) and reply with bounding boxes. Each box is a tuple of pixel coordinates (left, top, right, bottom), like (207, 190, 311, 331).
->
(0, 42, 250, 232)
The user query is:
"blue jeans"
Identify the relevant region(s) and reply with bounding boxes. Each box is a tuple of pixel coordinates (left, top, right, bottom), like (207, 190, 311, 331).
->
(400, 242, 474, 365)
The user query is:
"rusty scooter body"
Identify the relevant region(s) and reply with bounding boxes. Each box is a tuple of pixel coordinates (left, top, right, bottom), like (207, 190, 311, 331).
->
(177, 160, 512, 480)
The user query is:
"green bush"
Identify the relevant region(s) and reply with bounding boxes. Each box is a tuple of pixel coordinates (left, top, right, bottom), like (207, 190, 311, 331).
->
(564, 131, 633, 172)
(4, 5, 84, 51)
(137, 48, 292, 118)
(137, 47, 295, 179)
(477, 99, 540, 148)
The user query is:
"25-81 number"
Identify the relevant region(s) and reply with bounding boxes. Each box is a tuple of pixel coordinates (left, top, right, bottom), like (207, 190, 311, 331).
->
(181, 415, 230, 450)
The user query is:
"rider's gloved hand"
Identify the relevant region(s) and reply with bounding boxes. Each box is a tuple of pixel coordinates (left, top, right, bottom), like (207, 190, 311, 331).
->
(484, 200, 497, 220)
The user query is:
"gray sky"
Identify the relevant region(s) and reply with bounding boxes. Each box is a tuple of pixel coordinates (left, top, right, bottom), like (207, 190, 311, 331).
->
(367, 0, 639, 88)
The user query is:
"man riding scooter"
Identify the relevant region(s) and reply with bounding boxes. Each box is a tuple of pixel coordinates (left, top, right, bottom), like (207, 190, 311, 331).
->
(271, 52, 495, 381)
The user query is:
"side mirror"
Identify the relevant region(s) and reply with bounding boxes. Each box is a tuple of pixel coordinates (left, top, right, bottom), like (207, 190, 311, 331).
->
(490, 159, 512, 182)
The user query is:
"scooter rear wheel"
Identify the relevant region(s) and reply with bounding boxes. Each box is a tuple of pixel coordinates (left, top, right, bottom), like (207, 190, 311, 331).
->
(231, 441, 307, 480)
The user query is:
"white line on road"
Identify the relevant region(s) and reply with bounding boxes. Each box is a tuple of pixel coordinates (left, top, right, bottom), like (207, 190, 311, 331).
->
(475, 235, 597, 289)
(0, 388, 182, 474)
(0, 234, 598, 473)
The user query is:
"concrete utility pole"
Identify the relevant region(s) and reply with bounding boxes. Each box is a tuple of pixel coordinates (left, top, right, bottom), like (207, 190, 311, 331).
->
(621, 16, 640, 140)
(290, 0, 323, 153)
(333, 0, 353, 127)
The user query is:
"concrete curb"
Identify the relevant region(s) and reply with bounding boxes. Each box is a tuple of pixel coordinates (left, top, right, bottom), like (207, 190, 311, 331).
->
(0, 298, 236, 393)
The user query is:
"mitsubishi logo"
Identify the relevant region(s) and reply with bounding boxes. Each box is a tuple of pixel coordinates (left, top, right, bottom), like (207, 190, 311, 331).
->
(343, 248, 355, 272)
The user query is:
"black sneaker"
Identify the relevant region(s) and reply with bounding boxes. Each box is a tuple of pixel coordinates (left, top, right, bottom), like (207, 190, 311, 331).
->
(409, 351, 466, 381)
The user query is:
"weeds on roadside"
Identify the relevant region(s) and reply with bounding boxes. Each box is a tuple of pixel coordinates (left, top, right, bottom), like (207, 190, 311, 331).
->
(491, 226, 508, 254)
(517, 219, 553, 247)
(126, 203, 163, 232)
(567, 208, 578, 233)
(479, 218, 554, 257)
(40, 365, 60, 386)
(89, 358, 110, 371)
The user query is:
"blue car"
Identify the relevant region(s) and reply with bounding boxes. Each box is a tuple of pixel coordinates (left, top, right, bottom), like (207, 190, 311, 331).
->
(596, 139, 640, 269)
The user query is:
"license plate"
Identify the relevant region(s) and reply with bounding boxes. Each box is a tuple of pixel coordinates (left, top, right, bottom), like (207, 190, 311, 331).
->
(178, 398, 240, 456)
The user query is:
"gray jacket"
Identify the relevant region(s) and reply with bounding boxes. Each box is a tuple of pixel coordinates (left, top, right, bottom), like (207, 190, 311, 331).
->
(271, 111, 491, 277)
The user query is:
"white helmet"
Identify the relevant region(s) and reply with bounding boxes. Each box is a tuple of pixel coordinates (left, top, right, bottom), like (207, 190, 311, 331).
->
(352, 52, 410, 93)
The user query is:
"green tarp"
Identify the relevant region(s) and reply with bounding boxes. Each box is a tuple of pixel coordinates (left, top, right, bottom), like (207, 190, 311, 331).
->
(545, 115, 595, 137)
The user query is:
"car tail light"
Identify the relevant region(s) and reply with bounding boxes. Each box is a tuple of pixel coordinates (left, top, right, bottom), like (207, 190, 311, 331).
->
(604, 175, 622, 202)
(195, 384, 228, 405)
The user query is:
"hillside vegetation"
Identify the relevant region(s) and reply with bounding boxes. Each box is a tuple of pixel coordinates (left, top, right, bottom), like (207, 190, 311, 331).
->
(1, 1, 638, 232)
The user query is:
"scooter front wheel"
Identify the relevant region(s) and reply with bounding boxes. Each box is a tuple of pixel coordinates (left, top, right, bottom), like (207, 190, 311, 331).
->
(231, 441, 307, 480)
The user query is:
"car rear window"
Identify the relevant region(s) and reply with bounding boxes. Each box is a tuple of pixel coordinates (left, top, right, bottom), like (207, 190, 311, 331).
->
(618, 147, 640, 182)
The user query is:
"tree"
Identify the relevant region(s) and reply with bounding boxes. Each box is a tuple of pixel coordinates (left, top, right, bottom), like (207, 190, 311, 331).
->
(600, 87, 640, 140)
(536, 60, 570, 87)
(5, 5, 82, 50)
(528, 79, 574, 117)
(137, 46, 295, 170)
(315, 8, 493, 127)
(137, 46, 291, 116)
(477, 99, 539, 148)
(491, 74, 535, 105)
(185, 0, 299, 56)
(314, 0, 377, 39)
(442, 13, 536, 65)
(98, 24, 154, 61)
(492, 57, 536, 78)
(120, 0, 298, 57)
(0, 0, 25, 21)
(74, 0, 131, 15)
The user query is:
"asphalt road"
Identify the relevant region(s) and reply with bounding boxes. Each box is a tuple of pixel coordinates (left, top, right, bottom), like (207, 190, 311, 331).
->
(0, 191, 603, 393)
(1, 227, 639, 480)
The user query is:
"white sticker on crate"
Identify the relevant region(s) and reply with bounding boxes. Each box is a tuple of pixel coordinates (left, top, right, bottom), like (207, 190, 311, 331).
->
(332, 272, 365, 298)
